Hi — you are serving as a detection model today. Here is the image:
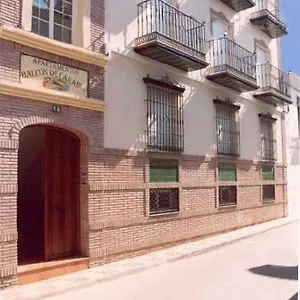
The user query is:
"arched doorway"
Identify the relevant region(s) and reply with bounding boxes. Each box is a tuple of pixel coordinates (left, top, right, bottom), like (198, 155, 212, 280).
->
(17, 125, 80, 265)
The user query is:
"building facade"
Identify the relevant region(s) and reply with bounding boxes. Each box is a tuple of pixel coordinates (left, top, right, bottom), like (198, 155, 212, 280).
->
(0, 0, 293, 289)
(286, 73, 300, 218)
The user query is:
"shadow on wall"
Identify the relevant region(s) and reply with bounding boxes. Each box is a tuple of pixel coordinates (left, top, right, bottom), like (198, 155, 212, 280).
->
(289, 138, 300, 166)
(287, 293, 298, 300)
(249, 264, 298, 281)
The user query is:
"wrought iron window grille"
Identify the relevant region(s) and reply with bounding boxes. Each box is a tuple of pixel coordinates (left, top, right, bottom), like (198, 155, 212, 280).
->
(259, 114, 277, 161)
(150, 188, 179, 214)
(214, 100, 240, 157)
(144, 76, 184, 153)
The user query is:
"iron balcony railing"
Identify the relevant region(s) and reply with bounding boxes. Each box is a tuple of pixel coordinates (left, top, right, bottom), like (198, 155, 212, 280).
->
(137, 0, 206, 54)
(207, 37, 257, 80)
(255, 0, 280, 18)
(256, 63, 291, 96)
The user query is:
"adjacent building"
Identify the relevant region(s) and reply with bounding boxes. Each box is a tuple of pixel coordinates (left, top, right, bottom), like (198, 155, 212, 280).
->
(286, 73, 300, 218)
(0, 0, 294, 289)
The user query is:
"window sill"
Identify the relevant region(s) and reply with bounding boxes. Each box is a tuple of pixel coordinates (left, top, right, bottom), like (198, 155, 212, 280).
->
(218, 204, 237, 209)
(149, 211, 180, 217)
(0, 79, 107, 112)
(0, 25, 109, 67)
(263, 199, 275, 203)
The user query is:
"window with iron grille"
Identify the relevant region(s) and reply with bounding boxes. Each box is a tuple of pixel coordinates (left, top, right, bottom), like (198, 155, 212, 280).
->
(144, 77, 184, 153)
(214, 100, 240, 157)
(150, 188, 179, 215)
(262, 165, 275, 180)
(219, 186, 237, 206)
(263, 185, 275, 201)
(259, 114, 276, 160)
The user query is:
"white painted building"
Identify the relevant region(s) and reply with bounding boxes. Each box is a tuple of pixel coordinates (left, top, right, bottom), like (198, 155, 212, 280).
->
(286, 73, 300, 218)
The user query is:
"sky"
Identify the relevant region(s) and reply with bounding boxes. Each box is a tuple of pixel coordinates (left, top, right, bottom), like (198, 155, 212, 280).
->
(280, 0, 300, 75)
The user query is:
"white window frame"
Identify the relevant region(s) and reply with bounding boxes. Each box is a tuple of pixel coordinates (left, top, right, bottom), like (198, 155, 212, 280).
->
(23, 0, 78, 45)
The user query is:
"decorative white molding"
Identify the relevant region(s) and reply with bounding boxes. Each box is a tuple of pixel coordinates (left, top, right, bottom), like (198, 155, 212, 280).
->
(0, 25, 109, 68)
(0, 80, 108, 112)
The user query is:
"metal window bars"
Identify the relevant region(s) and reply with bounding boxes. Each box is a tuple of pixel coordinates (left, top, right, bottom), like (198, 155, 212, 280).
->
(256, 63, 291, 97)
(219, 186, 237, 206)
(137, 0, 206, 54)
(260, 117, 277, 160)
(150, 188, 179, 214)
(215, 103, 240, 157)
(144, 78, 184, 153)
(207, 37, 257, 80)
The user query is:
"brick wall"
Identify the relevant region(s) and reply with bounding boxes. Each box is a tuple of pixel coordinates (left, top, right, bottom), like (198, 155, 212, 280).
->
(88, 149, 287, 266)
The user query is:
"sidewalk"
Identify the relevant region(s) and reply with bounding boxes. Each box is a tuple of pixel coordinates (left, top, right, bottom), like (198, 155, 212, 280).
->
(0, 216, 298, 300)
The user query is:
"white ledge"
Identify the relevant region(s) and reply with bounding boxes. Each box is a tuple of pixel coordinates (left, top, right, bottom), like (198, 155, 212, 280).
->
(0, 25, 109, 68)
(0, 80, 107, 112)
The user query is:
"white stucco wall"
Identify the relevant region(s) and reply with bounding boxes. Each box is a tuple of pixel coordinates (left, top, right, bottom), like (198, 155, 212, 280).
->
(105, 0, 284, 162)
(286, 74, 300, 218)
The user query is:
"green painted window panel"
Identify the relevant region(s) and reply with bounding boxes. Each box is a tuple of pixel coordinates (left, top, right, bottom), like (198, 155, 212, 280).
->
(262, 165, 274, 180)
(218, 163, 237, 181)
(149, 159, 178, 183)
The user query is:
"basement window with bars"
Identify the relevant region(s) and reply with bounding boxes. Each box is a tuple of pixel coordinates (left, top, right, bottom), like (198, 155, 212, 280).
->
(214, 99, 240, 157)
(259, 114, 276, 161)
(149, 159, 179, 215)
(263, 185, 275, 201)
(144, 77, 184, 153)
(219, 186, 237, 207)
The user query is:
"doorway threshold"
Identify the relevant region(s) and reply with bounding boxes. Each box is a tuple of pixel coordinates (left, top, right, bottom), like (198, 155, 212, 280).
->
(18, 257, 89, 285)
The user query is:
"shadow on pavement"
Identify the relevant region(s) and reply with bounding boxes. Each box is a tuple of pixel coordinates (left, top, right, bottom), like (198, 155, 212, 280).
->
(287, 292, 298, 300)
(249, 265, 298, 281)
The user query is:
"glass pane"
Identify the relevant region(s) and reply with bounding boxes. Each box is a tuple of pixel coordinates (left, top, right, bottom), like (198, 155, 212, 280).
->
(63, 1, 72, 15)
(62, 28, 71, 44)
(40, 0, 49, 9)
(54, 11, 63, 25)
(40, 7, 49, 21)
(54, 24, 63, 41)
(31, 17, 39, 34)
(40, 20, 49, 37)
(54, 0, 63, 12)
(32, 4, 39, 17)
(63, 14, 72, 28)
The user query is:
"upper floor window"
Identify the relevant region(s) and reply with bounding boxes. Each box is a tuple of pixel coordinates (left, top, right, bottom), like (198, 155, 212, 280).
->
(32, 0, 73, 44)
(259, 114, 277, 160)
(144, 77, 184, 153)
(214, 99, 240, 157)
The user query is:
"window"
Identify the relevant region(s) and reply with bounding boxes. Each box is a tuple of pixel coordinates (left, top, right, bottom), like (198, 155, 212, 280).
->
(149, 159, 179, 215)
(215, 100, 240, 156)
(150, 188, 179, 214)
(263, 185, 275, 201)
(219, 186, 237, 206)
(149, 159, 178, 182)
(262, 165, 275, 180)
(144, 77, 184, 153)
(259, 114, 276, 160)
(32, 0, 73, 44)
(218, 163, 237, 181)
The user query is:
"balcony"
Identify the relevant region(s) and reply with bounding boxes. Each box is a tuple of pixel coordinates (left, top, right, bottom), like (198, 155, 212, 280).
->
(206, 37, 258, 92)
(250, 0, 288, 38)
(134, 0, 208, 72)
(253, 63, 292, 106)
(219, 0, 255, 12)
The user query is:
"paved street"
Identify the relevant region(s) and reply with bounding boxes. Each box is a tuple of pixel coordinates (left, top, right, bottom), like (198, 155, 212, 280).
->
(47, 222, 298, 300)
